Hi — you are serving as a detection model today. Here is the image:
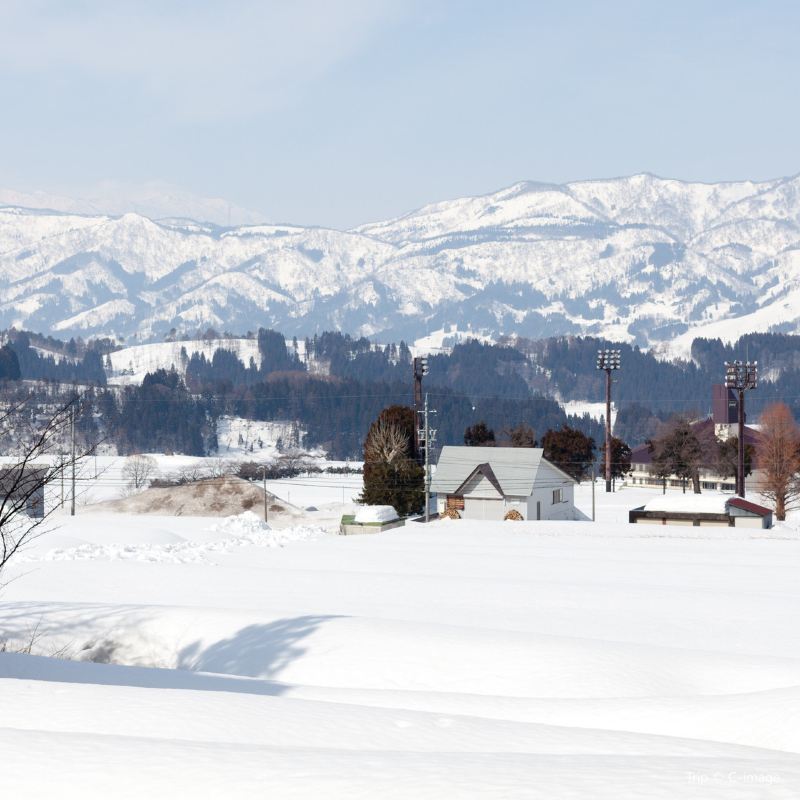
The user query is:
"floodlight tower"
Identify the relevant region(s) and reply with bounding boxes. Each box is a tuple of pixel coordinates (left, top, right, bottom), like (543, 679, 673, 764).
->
(724, 360, 758, 497)
(596, 349, 621, 493)
(413, 356, 429, 462)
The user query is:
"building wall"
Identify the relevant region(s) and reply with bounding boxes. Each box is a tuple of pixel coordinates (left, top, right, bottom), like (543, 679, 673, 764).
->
(463, 497, 505, 520)
(0, 469, 47, 519)
(526, 462, 576, 521)
(460, 473, 504, 520)
(733, 516, 768, 529)
(631, 514, 770, 528)
(629, 462, 743, 493)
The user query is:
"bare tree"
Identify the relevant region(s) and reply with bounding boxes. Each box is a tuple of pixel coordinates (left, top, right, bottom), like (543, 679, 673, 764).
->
(755, 403, 800, 521)
(122, 454, 158, 491)
(0, 395, 89, 577)
(364, 419, 408, 464)
(503, 423, 536, 448)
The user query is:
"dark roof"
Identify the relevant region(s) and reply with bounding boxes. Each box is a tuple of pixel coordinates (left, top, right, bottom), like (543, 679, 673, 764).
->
(630, 442, 652, 466)
(728, 497, 772, 517)
(453, 462, 505, 497)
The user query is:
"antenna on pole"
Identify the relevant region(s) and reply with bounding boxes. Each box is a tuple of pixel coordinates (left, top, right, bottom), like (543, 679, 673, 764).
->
(596, 349, 621, 493)
(725, 360, 758, 497)
(418, 392, 437, 522)
(412, 356, 429, 464)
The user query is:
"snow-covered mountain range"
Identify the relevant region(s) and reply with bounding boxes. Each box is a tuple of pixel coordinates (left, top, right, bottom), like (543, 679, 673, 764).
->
(2, 173, 800, 354)
(0, 182, 266, 227)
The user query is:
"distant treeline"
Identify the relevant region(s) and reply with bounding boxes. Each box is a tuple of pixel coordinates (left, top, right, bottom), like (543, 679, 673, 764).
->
(185, 331, 603, 458)
(2, 331, 107, 385)
(4, 327, 800, 457)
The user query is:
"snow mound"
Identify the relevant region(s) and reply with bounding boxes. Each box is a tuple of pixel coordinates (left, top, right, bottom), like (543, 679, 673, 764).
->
(354, 505, 398, 524)
(88, 476, 289, 518)
(209, 510, 273, 536)
(28, 513, 327, 564)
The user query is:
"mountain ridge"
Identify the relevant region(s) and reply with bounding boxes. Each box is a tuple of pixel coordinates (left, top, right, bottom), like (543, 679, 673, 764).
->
(2, 172, 800, 354)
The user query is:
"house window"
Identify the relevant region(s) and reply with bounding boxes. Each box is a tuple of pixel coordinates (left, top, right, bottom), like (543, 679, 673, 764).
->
(552, 488, 563, 504)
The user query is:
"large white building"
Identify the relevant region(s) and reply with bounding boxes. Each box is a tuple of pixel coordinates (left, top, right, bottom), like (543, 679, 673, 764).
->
(628, 384, 763, 493)
(430, 446, 580, 521)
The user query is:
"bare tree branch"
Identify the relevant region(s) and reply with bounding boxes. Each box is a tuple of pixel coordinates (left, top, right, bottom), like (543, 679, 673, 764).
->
(0, 394, 96, 574)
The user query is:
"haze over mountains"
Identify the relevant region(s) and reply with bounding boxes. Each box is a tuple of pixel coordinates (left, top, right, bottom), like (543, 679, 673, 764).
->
(1, 173, 799, 354)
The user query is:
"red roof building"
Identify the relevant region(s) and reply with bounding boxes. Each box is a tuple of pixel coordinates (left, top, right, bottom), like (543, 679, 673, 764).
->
(628, 385, 763, 493)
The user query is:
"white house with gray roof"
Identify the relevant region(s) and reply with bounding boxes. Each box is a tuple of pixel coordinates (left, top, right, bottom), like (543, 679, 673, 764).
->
(430, 446, 579, 521)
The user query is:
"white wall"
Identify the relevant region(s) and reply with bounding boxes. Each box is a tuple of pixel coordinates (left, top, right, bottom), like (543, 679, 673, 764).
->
(526, 462, 576, 521)
(463, 497, 505, 521)
(733, 516, 767, 529)
(460, 472, 502, 520)
(461, 472, 502, 499)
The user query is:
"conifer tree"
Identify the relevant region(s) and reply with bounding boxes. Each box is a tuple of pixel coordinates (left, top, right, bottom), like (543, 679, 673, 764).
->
(360, 405, 423, 516)
(541, 425, 595, 481)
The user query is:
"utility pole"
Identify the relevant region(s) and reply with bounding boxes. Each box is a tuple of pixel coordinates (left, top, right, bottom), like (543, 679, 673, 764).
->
(70, 405, 76, 517)
(261, 465, 268, 523)
(596, 349, 621, 493)
(412, 356, 428, 464)
(591, 462, 596, 522)
(724, 360, 758, 497)
(417, 393, 437, 522)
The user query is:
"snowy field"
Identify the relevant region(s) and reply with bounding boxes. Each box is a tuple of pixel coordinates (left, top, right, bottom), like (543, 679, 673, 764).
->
(1, 484, 800, 797)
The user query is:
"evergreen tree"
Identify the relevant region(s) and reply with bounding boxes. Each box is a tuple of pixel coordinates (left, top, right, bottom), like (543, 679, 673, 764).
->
(258, 328, 303, 374)
(600, 435, 633, 480)
(464, 421, 496, 446)
(0, 345, 21, 380)
(541, 425, 596, 481)
(360, 405, 424, 515)
(648, 417, 705, 493)
(717, 436, 754, 486)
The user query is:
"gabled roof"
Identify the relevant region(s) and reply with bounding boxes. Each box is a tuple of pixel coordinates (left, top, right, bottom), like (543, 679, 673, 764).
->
(728, 497, 772, 517)
(430, 445, 575, 498)
(453, 462, 504, 496)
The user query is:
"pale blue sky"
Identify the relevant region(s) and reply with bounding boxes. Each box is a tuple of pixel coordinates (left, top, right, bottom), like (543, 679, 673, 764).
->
(1, 0, 799, 228)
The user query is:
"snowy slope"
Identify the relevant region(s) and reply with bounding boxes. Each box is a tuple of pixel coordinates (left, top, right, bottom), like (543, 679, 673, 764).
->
(2, 495, 800, 798)
(3, 173, 800, 348)
(107, 338, 261, 384)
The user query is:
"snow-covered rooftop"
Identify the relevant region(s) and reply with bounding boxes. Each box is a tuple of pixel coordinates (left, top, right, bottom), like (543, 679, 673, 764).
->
(643, 494, 729, 514)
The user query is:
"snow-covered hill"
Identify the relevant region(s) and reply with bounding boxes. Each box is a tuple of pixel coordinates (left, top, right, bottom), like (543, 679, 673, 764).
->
(3, 173, 800, 349)
(107, 338, 261, 385)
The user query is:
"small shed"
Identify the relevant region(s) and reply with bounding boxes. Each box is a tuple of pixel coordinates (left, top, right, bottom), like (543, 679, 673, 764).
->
(0, 463, 48, 519)
(339, 505, 404, 535)
(430, 446, 579, 521)
(629, 495, 773, 529)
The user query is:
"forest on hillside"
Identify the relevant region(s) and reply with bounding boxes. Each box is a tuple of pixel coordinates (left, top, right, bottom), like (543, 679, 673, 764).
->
(2, 328, 800, 458)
